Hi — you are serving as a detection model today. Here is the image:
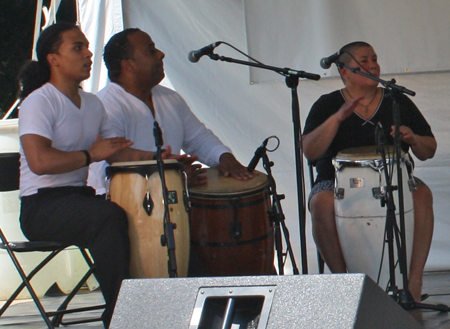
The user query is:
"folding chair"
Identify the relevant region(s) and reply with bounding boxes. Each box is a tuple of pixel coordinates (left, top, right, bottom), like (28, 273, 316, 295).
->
(307, 159, 325, 274)
(0, 152, 105, 328)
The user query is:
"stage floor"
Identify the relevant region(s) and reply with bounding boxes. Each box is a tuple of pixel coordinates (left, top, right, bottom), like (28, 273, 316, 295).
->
(1, 271, 450, 328)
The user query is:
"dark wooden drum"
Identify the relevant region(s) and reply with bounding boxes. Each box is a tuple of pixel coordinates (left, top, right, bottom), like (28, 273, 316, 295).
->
(188, 168, 274, 276)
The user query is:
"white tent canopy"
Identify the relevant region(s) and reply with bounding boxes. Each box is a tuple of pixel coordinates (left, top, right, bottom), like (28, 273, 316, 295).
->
(79, 0, 450, 273)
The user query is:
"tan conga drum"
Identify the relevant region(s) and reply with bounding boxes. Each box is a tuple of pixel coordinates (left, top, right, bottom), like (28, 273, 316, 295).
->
(106, 159, 190, 278)
(188, 168, 274, 276)
(333, 146, 415, 290)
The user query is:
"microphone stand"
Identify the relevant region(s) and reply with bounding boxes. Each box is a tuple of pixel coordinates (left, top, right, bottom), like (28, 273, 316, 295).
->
(260, 144, 299, 275)
(336, 62, 450, 312)
(206, 52, 321, 274)
(376, 131, 402, 301)
(153, 121, 178, 278)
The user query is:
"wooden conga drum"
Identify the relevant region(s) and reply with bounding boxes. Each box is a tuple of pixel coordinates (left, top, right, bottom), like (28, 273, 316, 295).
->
(188, 168, 274, 276)
(107, 159, 190, 278)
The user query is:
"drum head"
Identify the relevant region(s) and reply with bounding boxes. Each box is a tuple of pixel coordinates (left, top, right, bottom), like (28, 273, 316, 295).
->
(189, 167, 268, 196)
(335, 145, 403, 161)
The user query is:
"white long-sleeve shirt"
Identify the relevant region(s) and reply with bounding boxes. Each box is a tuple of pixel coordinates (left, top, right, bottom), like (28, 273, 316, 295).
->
(88, 83, 231, 194)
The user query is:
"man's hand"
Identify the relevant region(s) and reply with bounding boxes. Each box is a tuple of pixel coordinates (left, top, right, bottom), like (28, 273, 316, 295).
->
(218, 153, 253, 180)
(90, 135, 133, 162)
(168, 151, 207, 187)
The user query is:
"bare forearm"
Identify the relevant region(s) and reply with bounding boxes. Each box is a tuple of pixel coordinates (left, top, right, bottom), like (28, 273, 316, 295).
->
(107, 147, 155, 164)
(28, 147, 88, 175)
(410, 136, 436, 161)
(22, 134, 133, 175)
(302, 114, 341, 160)
(303, 97, 362, 160)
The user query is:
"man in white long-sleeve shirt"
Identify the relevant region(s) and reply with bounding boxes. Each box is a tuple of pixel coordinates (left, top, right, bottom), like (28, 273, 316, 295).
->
(88, 28, 251, 194)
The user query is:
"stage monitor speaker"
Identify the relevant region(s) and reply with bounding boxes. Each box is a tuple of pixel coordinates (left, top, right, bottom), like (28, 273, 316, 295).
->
(110, 274, 421, 329)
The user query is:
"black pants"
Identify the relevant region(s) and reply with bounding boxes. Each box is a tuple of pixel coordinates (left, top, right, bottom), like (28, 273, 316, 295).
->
(20, 186, 130, 328)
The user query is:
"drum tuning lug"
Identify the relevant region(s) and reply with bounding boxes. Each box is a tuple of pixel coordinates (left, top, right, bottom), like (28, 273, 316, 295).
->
(334, 188, 344, 200)
(142, 194, 154, 216)
(183, 191, 191, 212)
(408, 178, 417, 192)
(372, 187, 384, 200)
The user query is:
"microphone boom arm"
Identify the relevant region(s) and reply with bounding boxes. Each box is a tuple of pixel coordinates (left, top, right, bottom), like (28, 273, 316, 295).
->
(208, 54, 321, 81)
(335, 63, 415, 96)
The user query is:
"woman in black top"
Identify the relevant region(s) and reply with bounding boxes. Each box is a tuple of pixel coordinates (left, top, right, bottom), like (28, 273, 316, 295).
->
(303, 41, 436, 302)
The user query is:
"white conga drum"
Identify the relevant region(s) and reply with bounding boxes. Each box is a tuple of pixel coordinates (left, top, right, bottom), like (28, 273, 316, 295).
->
(333, 146, 415, 290)
(106, 159, 190, 278)
(188, 168, 274, 277)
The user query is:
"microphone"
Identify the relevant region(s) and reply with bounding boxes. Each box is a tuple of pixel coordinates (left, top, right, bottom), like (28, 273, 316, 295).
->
(153, 121, 164, 148)
(188, 42, 222, 63)
(320, 51, 341, 69)
(247, 138, 268, 172)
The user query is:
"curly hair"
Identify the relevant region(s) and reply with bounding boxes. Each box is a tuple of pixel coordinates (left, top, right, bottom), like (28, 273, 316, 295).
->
(103, 28, 141, 82)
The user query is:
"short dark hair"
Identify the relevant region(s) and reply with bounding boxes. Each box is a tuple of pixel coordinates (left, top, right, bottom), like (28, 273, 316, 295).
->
(103, 28, 141, 82)
(17, 22, 78, 98)
(338, 41, 372, 65)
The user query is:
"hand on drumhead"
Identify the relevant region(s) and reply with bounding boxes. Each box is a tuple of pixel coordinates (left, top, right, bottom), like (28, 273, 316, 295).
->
(162, 146, 198, 164)
(185, 163, 208, 187)
(159, 145, 183, 160)
(218, 153, 253, 180)
(158, 145, 173, 159)
(390, 125, 416, 145)
(90, 135, 133, 162)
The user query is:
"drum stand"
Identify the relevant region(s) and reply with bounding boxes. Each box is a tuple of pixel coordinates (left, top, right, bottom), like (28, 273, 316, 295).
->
(335, 61, 450, 312)
(376, 137, 411, 302)
(153, 121, 178, 278)
(260, 145, 299, 275)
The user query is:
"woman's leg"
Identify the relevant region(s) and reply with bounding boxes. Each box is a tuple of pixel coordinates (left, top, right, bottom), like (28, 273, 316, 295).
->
(310, 190, 347, 273)
(409, 184, 434, 302)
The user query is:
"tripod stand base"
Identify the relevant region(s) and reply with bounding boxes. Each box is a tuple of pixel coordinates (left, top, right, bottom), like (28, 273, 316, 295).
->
(414, 302, 450, 312)
(395, 289, 450, 312)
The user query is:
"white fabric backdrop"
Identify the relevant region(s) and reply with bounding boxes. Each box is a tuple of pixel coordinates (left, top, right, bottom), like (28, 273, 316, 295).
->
(79, 0, 450, 273)
(245, 0, 450, 83)
(78, 0, 124, 92)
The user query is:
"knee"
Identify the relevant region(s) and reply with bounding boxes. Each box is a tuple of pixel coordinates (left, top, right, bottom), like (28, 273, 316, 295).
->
(103, 202, 128, 227)
(413, 185, 433, 209)
(90, 202, 129, 243)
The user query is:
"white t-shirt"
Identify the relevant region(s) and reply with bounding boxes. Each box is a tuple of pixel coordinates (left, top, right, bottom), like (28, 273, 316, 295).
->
(19, 83, 115, 197)
(88, 83, 231, 194)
